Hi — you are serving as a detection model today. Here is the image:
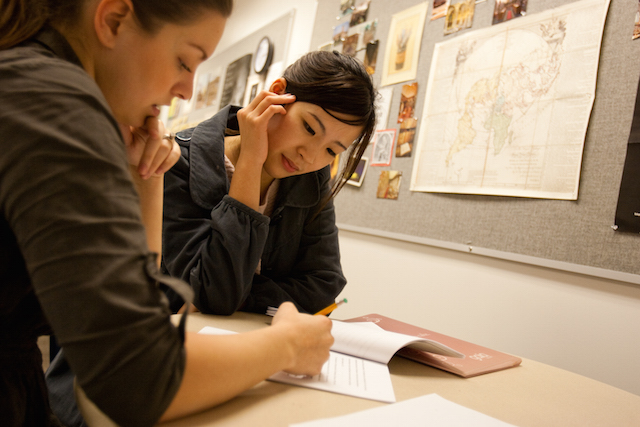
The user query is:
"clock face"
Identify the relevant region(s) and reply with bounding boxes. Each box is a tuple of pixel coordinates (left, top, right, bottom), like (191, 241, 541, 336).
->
(254, 37, 272, 74)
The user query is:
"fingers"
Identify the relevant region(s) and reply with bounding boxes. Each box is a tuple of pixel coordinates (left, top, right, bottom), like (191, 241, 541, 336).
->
(239, 91, 296, 124)
(271, 302, 334, 376)
(128, 117, 180, 179)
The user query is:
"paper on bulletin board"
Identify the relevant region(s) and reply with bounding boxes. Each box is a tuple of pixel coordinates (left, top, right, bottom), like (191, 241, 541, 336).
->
(410, 0, 611, 200)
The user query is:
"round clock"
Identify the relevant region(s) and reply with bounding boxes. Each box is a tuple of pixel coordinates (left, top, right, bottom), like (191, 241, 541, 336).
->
(253, 36, 274, 74)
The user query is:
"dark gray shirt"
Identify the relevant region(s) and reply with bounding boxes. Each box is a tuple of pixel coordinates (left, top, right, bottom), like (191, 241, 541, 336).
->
(0, 28, 190, 426)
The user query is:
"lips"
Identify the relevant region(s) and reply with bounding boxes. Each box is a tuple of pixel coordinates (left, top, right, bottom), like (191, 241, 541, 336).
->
(281, 155, 299, 173)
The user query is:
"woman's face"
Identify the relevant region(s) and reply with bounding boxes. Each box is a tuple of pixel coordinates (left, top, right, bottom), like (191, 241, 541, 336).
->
(264, 102, 364, 180)
(96, 10, 226, 127)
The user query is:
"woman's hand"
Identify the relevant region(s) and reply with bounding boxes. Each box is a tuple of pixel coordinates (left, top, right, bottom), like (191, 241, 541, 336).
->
(271, 302, 333, 376)
(235, 91, 296, 166)
(120, 116, 180, 180)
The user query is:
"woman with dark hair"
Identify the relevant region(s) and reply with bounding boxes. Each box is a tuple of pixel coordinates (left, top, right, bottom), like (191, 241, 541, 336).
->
(162, 50, 377, 315)
(0, 1, 333, 425)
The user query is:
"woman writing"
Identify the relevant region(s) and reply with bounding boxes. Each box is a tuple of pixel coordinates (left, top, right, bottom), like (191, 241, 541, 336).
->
(0, 0, 333, 425)
(161, 51, 377, 316)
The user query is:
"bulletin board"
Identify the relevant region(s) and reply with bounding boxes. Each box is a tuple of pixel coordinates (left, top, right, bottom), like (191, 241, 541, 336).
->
(310, 0, 640, 284)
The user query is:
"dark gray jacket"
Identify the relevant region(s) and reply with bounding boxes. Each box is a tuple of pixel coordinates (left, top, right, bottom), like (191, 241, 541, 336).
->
(162, 106, 346, 315)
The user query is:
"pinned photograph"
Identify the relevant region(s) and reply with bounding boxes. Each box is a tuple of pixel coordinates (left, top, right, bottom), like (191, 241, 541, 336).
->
(318, 41, 333, 52)
(362, 20, 378, 46)
(243, 74, 262, 106)
(342, 33, 359, 57)
(492, 0, 527, 25)
(377, 171, 403, 200)
(431, 0, 447, 20)
(444, 0, 475, 35)
(194, 70, 221, 110)
(350, 0, 371, 27)
(381, 3, 428, 86)
(333, 20, 350, 43)
(220, 54, 252, 107)
(347, 157, 369, 187)
(397, 82, 418, 123)
(364, 40, 379, 75)
(370, 129, 397, 167)
(375, 87, 394, 132)
(396, 117, 417, 158)
(340, 0, 355, 16)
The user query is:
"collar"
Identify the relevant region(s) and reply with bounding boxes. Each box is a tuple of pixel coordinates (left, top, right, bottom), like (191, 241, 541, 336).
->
(180, 105, 327, 211)
(28, 26, 84, 69)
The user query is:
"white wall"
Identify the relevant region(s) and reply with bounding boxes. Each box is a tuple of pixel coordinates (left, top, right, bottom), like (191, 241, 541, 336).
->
(335, 229, 640, 396)
(218, 0, 318, 67)
(227, 0, 640, 397)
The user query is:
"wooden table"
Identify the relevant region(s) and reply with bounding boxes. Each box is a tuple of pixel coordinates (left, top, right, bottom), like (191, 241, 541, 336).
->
(160, 312, 640, 426)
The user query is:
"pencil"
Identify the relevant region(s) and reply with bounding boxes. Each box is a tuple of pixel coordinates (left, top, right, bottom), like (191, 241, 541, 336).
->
(314, 298, 348, 316)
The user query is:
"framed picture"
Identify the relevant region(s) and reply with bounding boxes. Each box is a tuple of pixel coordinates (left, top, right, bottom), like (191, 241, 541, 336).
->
(347, 157, 369, 187)
(370, 129, 397, 166)
(381, 2, 428, 86)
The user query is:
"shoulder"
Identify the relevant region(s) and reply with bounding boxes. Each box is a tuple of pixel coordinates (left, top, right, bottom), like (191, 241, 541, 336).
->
(173, 106, 240, 209)
(1, 43, 107, 108)
(0, 44, 121, 158)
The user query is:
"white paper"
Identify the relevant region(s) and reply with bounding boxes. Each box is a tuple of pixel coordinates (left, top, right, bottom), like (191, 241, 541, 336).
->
(269, 351, 396, 403)
(410, 0, 610, 200)
(198, 325, 396, 403)
(289, 393, 518, 427)
(198, 326, 237, 335)
(330, 320, 463, 364)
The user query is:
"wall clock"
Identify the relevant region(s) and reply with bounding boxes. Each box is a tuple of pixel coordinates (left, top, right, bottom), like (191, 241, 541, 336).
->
(253, 36, 274, 74)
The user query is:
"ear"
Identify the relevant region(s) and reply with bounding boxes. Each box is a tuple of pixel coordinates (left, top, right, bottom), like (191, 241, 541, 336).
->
(269, 77, 288, 95)
(93, 0, 134, 48)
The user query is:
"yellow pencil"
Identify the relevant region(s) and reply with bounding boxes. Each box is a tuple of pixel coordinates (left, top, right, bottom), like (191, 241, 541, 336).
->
(314, 298, 348, 316)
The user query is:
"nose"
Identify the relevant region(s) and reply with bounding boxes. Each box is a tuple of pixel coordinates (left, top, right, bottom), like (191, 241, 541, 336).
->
(172, 74, 195, 101)
(298, 143, 320, 165)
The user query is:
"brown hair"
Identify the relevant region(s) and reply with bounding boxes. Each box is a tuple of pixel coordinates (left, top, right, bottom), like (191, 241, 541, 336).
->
(0, 0, 233, 49)
(282, 50, 377, 207)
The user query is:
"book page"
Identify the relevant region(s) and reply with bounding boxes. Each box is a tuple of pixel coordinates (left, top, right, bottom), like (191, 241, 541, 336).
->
(269, 351, 396, 403)
(290, 393, 517, 427)
(330, 320, 463, 364)
(198, 326, 396, 403)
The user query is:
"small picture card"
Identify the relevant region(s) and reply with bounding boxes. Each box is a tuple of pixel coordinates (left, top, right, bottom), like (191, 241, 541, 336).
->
(492, 0, 527, 25)
(347, 157, 369, 187)
(375, 87, 394, 132)
(397, 82, 418, 123)
(350, 0, 371, 27)
(444, 0, 475, 35)
(432, 0, 447, 20)
(396, 117, 417, 158)
(342, 33, 359, 57)
(340, 0, 355, 16)
(364, 40, 379, 75)
(370, 129, 397, 166)
(377, 171, 403, 200)
(333, 20, 350, 43)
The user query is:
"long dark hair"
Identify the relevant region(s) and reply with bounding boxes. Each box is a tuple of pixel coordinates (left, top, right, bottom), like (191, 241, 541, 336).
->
(283, 50, 377, 205)
(0, 0, 233, 49)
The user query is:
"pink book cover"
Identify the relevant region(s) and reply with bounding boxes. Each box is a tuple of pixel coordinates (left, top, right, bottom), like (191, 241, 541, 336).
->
(344, 314, 522, 378)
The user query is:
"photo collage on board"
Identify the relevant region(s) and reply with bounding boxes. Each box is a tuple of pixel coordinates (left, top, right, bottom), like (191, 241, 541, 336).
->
(323, 0, 535, 200)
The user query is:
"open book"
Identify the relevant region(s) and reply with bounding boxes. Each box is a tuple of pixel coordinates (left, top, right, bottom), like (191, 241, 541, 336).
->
(199, 320, 463, 403)
(344, 314, 522, 378)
